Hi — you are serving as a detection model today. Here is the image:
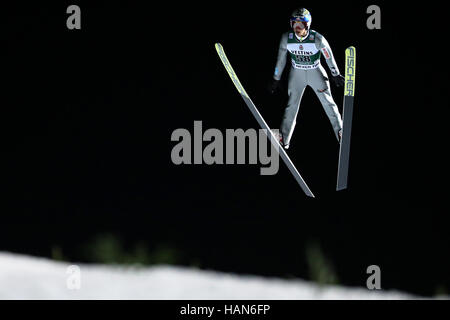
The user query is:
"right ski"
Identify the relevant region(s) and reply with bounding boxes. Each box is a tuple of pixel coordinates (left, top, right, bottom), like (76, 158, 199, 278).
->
(215, 43, 315, 198)
(336, 46, 356, 191)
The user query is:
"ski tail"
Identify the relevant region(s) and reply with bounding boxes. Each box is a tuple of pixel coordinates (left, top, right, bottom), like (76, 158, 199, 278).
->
(215, 43, 315, 198)
(337, 46, 356, 191)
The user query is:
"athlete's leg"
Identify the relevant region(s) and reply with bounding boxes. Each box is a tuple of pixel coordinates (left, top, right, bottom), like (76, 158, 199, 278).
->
(309, 66, 343, 141)
(281, 69, 307, 146)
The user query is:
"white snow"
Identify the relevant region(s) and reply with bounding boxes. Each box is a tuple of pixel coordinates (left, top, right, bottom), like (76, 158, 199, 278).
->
(0, 251, 424, 299)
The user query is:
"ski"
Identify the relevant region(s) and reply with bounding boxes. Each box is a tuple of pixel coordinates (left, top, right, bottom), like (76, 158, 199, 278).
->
(215, 43, 315, 198)
(336, 46, 356, 191)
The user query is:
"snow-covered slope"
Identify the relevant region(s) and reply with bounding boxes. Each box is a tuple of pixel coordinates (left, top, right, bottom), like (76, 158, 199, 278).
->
(0, 252, 418, 299)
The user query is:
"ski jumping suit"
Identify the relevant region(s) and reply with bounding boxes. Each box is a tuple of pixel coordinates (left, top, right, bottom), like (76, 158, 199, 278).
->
(273, 30, 343, 145)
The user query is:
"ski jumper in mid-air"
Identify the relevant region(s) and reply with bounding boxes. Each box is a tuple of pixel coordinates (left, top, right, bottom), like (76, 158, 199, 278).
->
(269, 8, 345, 149)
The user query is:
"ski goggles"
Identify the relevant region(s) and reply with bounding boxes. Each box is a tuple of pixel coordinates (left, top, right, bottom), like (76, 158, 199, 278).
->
(290, 16, 310, 24)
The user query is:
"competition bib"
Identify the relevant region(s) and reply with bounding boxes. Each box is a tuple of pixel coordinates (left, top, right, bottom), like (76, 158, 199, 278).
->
(287, 31, 321, 70)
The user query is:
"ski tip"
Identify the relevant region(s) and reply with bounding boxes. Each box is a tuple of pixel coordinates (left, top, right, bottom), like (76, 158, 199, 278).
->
(346, 46, 356, 53)
(215, 43, 224, 55)
(345, 46, 356, 57)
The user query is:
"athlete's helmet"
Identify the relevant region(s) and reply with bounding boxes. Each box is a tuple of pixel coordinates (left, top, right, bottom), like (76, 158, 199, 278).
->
(290, 8, 312, 30)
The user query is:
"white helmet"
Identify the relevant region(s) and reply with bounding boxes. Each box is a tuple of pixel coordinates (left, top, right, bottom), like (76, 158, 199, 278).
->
(290, 8, 312, 30)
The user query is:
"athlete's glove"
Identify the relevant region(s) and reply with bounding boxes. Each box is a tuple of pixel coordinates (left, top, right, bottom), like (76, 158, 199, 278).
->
(268, 79, 282, 94)
(331, 74, 345, 87)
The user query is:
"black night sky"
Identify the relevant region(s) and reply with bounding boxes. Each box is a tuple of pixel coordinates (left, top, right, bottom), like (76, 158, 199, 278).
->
(3, 1, 449, 297)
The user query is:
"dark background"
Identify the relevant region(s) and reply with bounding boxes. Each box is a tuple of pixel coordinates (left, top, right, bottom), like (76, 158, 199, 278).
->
(3, 1, 449, 296)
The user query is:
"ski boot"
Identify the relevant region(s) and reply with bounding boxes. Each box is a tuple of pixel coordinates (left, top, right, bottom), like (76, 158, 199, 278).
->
(271, 129, 289, 150)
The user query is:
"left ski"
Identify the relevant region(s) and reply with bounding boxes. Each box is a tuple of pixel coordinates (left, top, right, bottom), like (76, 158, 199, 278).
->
(215, 43, 314, 198)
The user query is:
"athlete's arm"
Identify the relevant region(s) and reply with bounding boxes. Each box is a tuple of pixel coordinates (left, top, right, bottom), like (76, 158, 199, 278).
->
(315, 32, 340, 76)
(273, 33, 288, 80)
